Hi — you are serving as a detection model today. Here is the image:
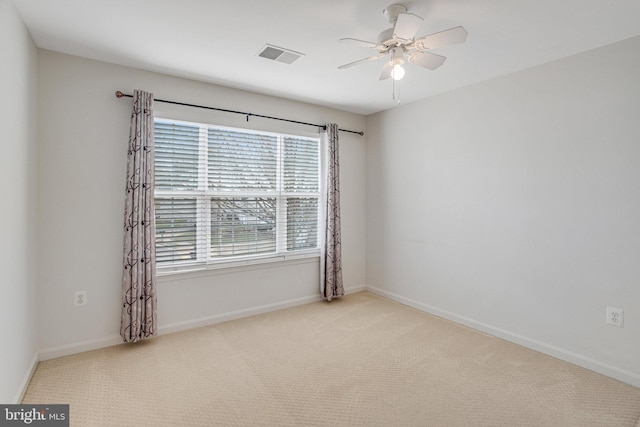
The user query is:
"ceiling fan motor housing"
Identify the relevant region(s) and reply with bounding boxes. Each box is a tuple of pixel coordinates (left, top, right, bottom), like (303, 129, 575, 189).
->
(377, 28, 395, 49)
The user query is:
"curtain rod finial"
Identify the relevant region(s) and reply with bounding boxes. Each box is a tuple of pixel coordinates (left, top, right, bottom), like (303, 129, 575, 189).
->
(115, 90, 124, 98)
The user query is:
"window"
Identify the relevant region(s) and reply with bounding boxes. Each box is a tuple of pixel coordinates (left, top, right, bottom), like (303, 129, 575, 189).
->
(154, 118, 321, 270)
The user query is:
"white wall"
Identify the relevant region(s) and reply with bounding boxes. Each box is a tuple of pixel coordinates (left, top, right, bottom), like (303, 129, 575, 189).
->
(0, 0, 39, 403)
(366, 35, 640, 386)
(36, 50, 366, 357)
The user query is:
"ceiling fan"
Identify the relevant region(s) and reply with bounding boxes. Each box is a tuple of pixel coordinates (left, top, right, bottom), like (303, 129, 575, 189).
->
(338, 3, 467, 81)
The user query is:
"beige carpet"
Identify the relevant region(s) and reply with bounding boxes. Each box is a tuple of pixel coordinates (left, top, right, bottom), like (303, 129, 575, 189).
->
(23, 292, 640, 426)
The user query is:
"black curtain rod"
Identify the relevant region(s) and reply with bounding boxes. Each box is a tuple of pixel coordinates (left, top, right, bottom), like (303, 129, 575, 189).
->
(115, 91, 364, 136)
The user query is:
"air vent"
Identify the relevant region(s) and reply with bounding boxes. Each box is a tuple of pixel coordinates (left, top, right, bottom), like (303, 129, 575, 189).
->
(257, 44, 304, 64)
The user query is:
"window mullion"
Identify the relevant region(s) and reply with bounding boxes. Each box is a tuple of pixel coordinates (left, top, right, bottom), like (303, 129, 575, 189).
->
(198, 125, 210, 262)
(275, 135, 286, 253)
(195, 196, 209, 263)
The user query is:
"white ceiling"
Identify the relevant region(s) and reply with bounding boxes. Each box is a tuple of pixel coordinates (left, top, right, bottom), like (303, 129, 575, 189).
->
(12, 0, 640, 115)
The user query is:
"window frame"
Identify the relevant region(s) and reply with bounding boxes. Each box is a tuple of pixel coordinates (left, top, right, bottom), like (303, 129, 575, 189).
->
(153, 117, 323, 275)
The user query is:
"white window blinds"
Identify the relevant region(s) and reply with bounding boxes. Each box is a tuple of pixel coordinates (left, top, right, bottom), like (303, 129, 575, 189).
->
(155, 121, 200, 190)
(154, 118, 321, 269)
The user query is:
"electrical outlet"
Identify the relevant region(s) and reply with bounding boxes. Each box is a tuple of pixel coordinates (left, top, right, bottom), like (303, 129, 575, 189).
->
(74, 291, 87, 307)
(606, 307, 623, 327)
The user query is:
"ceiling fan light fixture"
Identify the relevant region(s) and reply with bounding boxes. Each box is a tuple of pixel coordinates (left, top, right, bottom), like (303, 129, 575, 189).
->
(390, 46, 405, 80)
(391, 63, 405, 80)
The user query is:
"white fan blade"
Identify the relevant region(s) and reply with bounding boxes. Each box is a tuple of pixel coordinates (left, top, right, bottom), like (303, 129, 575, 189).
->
(339, 38, 378, 49)
(393, 13, 424, 42)
(409, 51, 446, 70)
(414, 26, 468, 51)
(338, 54, 386, 69)
(379, 62, 393, 80)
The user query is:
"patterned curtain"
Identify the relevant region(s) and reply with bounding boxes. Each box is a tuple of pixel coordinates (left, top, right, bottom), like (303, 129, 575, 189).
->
(320, 124, 344, 301)
(121, 90, 158, 342)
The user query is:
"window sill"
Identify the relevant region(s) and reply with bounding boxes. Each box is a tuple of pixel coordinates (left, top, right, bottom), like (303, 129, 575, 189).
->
(157, 251, 320, 282)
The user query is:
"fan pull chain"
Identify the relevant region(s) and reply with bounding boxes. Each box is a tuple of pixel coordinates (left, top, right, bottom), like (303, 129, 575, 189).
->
(393, 77, 401, 105)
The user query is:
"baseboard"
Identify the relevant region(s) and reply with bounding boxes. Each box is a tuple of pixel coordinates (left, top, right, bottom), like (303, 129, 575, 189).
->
(366, 286, 640, 388)
(344, 284, 367, 295)
(39, 335, 123, 361)
(14, 353, 39, 403)
(160, 286, 365, 335)
(39, 289, 355, 360)
(159, 293, 324, 335)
